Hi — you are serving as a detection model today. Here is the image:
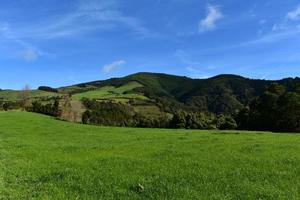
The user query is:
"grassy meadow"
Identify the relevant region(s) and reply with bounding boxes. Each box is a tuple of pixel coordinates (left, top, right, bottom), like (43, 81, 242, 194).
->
(72, 81, 148, 101)
(0, 90, 62, 101)
(1, 112, 300, 199)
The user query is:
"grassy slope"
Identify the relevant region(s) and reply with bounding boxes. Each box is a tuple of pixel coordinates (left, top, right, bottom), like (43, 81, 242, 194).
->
(72, 81, 147, 101)
(1, 112, 300, 199)
(0, 90, 61, 101)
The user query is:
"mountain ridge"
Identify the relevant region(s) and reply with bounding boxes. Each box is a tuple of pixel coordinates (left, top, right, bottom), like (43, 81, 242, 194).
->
(67, 72, 299, 89)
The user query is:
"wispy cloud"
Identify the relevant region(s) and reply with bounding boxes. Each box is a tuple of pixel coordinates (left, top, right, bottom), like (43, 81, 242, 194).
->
(259, 19, 267, 25)
(0, 23, 54, 61)
(0, 0, 152, 61)
(186, 66, 201, 73)
(261, 5, 300, 44)
(175, 49, 215, 78)
(17, 0, 152, 39)
(175, 50, 200, 66)
(199, 5, 223, 32)
(18, 49, 38, 62)
(217, 4, 300, 50)
(102, 60, 126, 73)
(270, 5, 300, 33)
(239, 29, 300, 47)
(287, 6, 300, 21)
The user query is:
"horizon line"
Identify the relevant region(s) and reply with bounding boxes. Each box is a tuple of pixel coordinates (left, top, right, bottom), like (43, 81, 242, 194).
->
(0, 72, 299, 91)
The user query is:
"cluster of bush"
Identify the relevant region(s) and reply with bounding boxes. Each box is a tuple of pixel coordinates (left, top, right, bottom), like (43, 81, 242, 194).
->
(0, 99, 22, 111)
(0, 95, 61, 112)
(26, 98, 61, 117)
(0, 101, 21, 111)
(171, 111, 237, 130)
(38, 86, 58, 93)
(235, 83, 300, 132)
(81, 98, 237, 130)
(82, 98, 135, 126)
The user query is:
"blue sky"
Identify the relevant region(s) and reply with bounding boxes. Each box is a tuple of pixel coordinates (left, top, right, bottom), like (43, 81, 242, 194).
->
(0, 0, 300, 89)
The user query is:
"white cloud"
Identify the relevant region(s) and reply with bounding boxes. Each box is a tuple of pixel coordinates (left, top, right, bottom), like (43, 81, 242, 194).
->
(287, 6, 300, 21)
(102, 60, 126, 73)
(18, 0, 153, 39)
(18, 49, 38, 61)
(0, 23, 55, 60)
(199, 5, 223, 32)
(186, 66, 200, 73)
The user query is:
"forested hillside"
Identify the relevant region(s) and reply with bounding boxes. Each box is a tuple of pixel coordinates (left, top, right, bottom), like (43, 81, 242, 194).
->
(1, 72, 299, 132)
(62, 72, 300, 114)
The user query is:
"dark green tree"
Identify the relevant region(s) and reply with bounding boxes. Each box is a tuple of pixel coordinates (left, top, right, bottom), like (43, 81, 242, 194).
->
(276, 92, 300, 132)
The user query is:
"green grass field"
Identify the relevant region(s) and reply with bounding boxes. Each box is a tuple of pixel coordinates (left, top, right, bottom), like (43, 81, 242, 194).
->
(0, 90, 61, 101)
(72, 81, 147, 101)
(1, 112, 300, 199)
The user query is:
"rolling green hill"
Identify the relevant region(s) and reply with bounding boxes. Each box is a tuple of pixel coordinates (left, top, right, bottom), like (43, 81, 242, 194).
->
(62, 72, 300, 114)
(1, 111, 300, 199)
(2, 73, 299, 115)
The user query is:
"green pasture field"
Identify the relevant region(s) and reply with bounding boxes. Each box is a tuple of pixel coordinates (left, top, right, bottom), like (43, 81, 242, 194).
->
(72, 81, 147, 101)
(0, 112, 299, 199)
(0, 90, 61, 101)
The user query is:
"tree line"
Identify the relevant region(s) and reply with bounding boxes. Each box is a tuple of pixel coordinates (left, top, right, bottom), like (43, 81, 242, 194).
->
(81, 98, 237, 129)
(26, 98, 61, 117)
(235, 83, 300, 132)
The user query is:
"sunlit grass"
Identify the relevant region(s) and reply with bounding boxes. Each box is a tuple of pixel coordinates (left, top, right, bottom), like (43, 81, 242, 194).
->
(72, 81, 147, 101)
(0, 90, 62, 101)
(1, 112, 300, 199)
